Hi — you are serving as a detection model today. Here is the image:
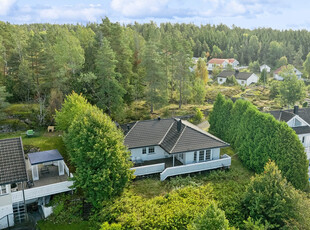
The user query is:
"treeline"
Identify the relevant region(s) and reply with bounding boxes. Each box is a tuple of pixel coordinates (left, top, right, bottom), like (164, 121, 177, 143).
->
(1, 18, 310, 122)
(209, 94, 308, 190)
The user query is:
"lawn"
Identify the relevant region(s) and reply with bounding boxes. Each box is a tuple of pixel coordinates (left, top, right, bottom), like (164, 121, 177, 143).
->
(37, 221, 91, 230)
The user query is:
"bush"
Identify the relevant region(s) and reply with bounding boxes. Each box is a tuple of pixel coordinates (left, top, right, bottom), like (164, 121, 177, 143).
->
(209, 94, 308, 190)
(190, 108, 204, 124)
(99, 185, 214, 229)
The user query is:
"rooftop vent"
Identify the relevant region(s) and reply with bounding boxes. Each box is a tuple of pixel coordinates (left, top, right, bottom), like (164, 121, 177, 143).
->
(294, 105, 299, 115)
(177, 120, 182, 132)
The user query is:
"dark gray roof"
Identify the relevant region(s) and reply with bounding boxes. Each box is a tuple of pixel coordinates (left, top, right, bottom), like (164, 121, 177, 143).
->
(266, 107, 310, 124)
(266, 110, 296, 122)
(218, 70, 254, 80)
(124, 118, 229, 154)
(0, 137, 28, 186)
(292, 126, 310, 135)
(124, 119, 174, 149)
(28, 149, 63, 165)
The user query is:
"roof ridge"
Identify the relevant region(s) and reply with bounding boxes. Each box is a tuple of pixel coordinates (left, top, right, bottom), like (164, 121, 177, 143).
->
(170, 125, 186, 153)
(158, 122, 174, 145)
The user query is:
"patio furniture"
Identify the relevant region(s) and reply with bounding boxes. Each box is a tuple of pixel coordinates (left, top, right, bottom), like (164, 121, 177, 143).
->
(27, 180, 34, 188)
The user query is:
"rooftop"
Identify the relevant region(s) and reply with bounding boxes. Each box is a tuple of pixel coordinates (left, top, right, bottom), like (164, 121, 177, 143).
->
(0, 137, 28, 186)
(217, 70, 254, 80)
(124, 118, 229, 154)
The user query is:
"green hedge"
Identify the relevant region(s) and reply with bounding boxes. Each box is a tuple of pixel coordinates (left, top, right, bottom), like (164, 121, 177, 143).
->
(209, 94, 308, 190)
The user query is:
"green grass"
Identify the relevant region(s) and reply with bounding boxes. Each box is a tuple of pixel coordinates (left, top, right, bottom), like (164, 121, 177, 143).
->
(37, 221, 91, 230)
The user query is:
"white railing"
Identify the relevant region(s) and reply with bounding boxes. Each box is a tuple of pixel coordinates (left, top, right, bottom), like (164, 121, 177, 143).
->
(64, 163, 70, 177)
(11, 181, 74, 203)
(160, 154, 231, 181)
(131, 163, 165, 176)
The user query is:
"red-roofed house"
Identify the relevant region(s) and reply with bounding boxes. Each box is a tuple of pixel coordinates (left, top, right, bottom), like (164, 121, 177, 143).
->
(207, 58, 239, 71)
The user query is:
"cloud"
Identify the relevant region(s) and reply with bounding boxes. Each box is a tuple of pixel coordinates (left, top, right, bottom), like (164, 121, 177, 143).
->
(0, 0, 17, 16)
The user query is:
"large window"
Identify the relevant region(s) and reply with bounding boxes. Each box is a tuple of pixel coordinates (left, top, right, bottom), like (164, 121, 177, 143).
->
(302, 136, 305, 144)
(148, 146, 155, 154)
(142, 148, 147, 154)
(199, 150, 204, 162)
(0, 185, 7, 195)
(194, 151, 197, 162)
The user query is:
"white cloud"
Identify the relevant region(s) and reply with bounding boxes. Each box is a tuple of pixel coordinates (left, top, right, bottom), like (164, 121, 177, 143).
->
(111, 0, 169, 17)
(0, 0, 17, 16)
(38, 5, 105, 22)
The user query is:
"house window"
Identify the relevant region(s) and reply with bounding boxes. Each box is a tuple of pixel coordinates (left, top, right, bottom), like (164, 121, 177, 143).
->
(302, 136, 305, 144)
(0, 185, 7, 195)
(179, 153, 184, 160)
(206, 150, 211, 160)
(194, 151, 197, 162)
(219, 78, 223, 82)
(142, 148, 147, 154)
(241, 81, 245, 84)
(148, 146, 155, 154)
(199, 150, 204, 162)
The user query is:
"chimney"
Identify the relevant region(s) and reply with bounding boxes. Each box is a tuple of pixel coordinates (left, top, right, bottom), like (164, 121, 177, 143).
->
(158, 116, 161, 120)
(127, 124, 130, 131)
(294, 105, 299, 115)
(177, 119, 182, 132)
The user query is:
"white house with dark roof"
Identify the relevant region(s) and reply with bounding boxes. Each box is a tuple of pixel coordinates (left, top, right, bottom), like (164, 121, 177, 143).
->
(217, 70, 258, 86)
(0, 138, 73, 229)
(124, 118, 231, 181)
(267, 106, 310, 172)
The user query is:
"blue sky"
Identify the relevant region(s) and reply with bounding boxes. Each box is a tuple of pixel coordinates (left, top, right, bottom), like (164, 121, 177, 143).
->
(0, 0, 310, 30)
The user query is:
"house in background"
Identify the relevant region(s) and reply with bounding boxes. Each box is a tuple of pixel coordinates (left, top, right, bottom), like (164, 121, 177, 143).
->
(217, 70, 259, 86)
(124, 118, 231, 181)
(207, 58, 239, 71)
(274, 65, 302, 80)
(0, 138, 73, 229)
(260, 64, 271, 73)
(267, 106, 310, 172)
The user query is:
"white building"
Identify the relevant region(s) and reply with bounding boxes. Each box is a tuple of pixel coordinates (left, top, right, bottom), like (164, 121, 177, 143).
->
(217, 70, 259, 86)
(124, 118, 231, 181)
(0, 138, 73, 229)
(260, 64, 271, 73)
(267, 107, 310, 176)
(274, 65, 302, 80)
(207, 58, 239, 71)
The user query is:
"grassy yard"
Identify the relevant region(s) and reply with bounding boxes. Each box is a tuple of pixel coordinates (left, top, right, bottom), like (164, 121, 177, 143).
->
(37, 221, 91, 230)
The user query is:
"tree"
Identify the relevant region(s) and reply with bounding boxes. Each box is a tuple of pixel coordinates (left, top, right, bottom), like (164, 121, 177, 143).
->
(212, 66, 223, 78)
(190, 202, 231, 230)
(55, 92, 91, 132)
(302, 51, 310, 78)
(293, 45, 304, 67)
(64, 97, 133, 208)
(243, 161, 310, 229)
(0, 86, 10, 120)
(268, 41, 283, 68)
(192, 79, 206, 104)
(276, 56, 288, 68)
(211, 45, 222, 58)
(195, 58, 208, 84)
(95, 38, 126, 119)
(278, 65, 306, 106)
(142, 40, 168, 112)
(259, 68, 267, 85)
(248, 61, 260, 73)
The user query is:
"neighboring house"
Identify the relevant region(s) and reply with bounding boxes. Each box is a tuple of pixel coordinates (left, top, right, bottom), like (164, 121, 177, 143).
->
(0, 138, 73, 229)
(124, 118, 231, 181)
(267, 106, 310, 173)
(217, 70, 259, 86)
(207, 58, 239, 71)
(260, 64, 271, 73)
(274, 65, 302, 80)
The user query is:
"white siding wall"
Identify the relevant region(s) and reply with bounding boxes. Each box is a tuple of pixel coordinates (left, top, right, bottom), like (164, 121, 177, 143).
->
(182, 148, 220, 165)
(212, 148, 220, 160)
(274, 74, 283, 81)
(298, 134, 310, 148)
(287, 117, 306, 127)
(246, 74, 259, 85)
(218, 77, 227, 84)
(130, 146, 169, 162)
(236, 79, 246, 86)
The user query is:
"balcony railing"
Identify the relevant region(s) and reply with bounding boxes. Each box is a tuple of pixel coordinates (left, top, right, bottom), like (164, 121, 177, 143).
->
(131, 163, 165, 176)
(160, 154, 231, 181)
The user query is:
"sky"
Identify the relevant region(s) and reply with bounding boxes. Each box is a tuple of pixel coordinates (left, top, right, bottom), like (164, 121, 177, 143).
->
(0, 0, 310, 30)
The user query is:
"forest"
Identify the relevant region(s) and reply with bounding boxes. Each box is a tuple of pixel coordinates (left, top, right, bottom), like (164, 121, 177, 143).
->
(1, 17, 310, 124)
